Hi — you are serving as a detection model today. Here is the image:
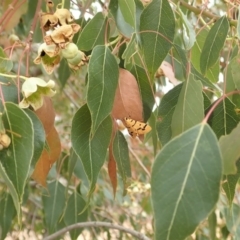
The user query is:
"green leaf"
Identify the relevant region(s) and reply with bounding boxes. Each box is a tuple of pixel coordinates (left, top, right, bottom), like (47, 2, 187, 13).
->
(200, 16, 229, 75)
(172, 44, 187, 80)
(222, 203, 240, 239)
(151, 123, 222, 240)
(87, 46, 118, 134)
(222, 159, 240, 204)
(191, 28, 219, 83)
(134, 0, 144, 39)
(208, 97, 240, 139)
(122, 34, 143, 70)
(68, 149, 79, 181)
(0, 103, 34, 218)
(140, 0, 175, 78)
(24, 109, 45, 171)
(71, 152, 89, 188)
(42, 180, 66, 233)
(230, 54, 240, 90)
(191, 65, 218, 89)
(71, 104, 112, 196)
(58, 60, 71, 88)
(148, 111, 158, 155)
(237, 6, 240, 39)
(64, 191, 88, 239)
(113, 131, 131, 191)
(0, 47, 13, 73)
(219, 123, 240, 175)
(208, 211, 217, 240)
(171, 75, 204, 137)
(225, 56, 237, 95)
(0, 192, 16, 239)
(178, 7, 196, 50)
(77, 12, 108, 51)
(130, 65, 155, 121)
(157, 84, 182, 146)
(0, 77, 18, 112)
(118, 0, 135, 29)
(109, 0, 134, 38)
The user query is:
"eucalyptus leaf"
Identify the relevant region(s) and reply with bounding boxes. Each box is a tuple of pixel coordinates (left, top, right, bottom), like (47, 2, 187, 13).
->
(0, 192, 16, 239)
(87, 46, 118, 134)
(200, 16, 229, 75)
(0, 103, 34, 219)
(71, 104, 112, 196)
(130, 65, 155, 121)
(219, 123, 240, 175)
(42, 180, 66, 233)
(152, 123, 222, 240)
(77, 12, 108, 51)
(64, 191, 88, 239)
(140, 0, 175, 78)
(157, 84, 182, 146)
(109, 0, 134, 38)
(207, 97, 240, 139)
(171, 74, 204, 137)
(222, 159, 240, 204)
(113, 131, 131, 191)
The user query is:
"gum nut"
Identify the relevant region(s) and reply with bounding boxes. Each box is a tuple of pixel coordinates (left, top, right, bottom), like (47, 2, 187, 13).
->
(61, 43, 78, 59)
(67, 51, 85, 64)
(1, 134, 11, 148)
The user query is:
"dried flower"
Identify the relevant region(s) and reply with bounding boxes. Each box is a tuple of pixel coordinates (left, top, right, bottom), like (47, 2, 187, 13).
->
(34, 43, 60, 74)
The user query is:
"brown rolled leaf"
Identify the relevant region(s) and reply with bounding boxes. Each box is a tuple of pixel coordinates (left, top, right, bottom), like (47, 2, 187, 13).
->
(35, 97, 55, 136)
(112, 68, 143, 121)
(31, 126, 61, 187)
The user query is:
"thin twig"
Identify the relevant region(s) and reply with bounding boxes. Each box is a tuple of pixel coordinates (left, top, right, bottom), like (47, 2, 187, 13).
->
(43, 221, 150, 240)
(177, 0, 237, 27)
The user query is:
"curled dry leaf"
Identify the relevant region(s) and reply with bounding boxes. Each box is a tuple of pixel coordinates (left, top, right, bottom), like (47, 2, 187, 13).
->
(112, 68, 143, 121)
(35, 97, 55, 136)
(44, 24, 81, 48)
(54, 8, 74, 25)
(31, 126, 61, 187)
(156, 61, 180, 86)
(40, 12, 58, 31)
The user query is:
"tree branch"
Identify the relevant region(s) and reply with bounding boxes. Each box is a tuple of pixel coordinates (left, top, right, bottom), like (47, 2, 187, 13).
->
(177, 0, 237, 27)
(43, 221, 151, 240)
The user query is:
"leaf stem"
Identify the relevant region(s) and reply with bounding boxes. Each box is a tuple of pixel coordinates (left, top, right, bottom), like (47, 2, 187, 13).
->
(43, 221, 150, 240)
(0, 73, 28, 80)
(107, 35, 122, 47)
